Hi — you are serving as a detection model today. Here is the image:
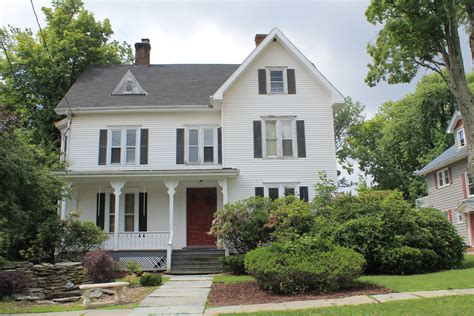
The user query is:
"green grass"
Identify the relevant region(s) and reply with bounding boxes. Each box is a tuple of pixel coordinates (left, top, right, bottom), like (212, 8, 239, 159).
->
(221, 295, 474, 315)
(359, 255, 474, 292)
(213, 274, 255, 284)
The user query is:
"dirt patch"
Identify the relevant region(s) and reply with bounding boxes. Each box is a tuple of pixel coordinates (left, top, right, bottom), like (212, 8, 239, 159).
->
(208, 281, 392, 307)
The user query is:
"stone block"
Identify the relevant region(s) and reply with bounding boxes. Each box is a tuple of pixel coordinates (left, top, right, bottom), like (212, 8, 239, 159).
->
(53, 296, 82, 303)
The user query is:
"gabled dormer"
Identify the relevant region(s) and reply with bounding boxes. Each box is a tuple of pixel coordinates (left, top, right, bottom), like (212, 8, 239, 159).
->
(447, 110, 466, 149)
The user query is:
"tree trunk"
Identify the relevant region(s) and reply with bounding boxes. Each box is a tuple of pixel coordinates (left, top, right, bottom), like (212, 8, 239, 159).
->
(443, 8, 474, 178)
(467, 2, 474, 68)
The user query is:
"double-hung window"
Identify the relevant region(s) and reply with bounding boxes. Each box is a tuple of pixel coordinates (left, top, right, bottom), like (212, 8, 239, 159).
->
(109, 128, 139, 165)
(186, 126, 218, 165)
(126, 129, 137, 164)
(465, 173, 474, 196)
(268, 68, 286, 94)
(124, 193, 135, 232)
(263, 118, 296, 158)
(457, 128, 466, 148)
(437, 168, 450, 188)
(111, 130, 122, 164)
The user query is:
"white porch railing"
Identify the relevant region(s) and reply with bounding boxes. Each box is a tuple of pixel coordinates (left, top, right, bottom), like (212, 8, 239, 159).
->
(103, 232, 169, 250)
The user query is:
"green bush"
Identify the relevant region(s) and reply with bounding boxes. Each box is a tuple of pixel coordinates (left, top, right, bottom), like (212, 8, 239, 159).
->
(124, 273, 140, 287)
(221, 254, 246, 275)
(269, 196, 315, 241)
(316, 190, 465, 274)
(210, 197, 275, 253)
(244, 237, 365, 293)
(140, 273, 162, 286)
(126, 260, 142, 276)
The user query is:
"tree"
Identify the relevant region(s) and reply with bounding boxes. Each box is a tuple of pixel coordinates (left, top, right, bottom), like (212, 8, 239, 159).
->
(346, 72, 472, 201)
(0, 0, 132, 149)
(365, 1, 474, 177)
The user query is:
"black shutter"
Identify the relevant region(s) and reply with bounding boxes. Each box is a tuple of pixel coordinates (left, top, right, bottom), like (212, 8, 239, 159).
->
(299, 186, 309, 202)
(258, 69, 267, 94)
(218, 127, 222, 164)
(255, 187, 264, 197)
(98, 129, 107, 165)
(296, 120, 306, 158)
(138, 193, 147, 232)
(96, 193, 105, 229)
(253, 121, 262, 158)
(287, 69, 296, 94)
(140, 129, 149, 165)
(176, 128, 185, 164)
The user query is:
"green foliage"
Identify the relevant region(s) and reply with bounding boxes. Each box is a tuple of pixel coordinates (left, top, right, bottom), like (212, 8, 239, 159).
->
(269, 196, 314, 241)
(220, 254, 246, 275)
(210, 196, 275, 254)
(244, 237, 365, 294)
(140, 273, 162, 287)
(0, 0, 132, 148)
(0, 130, 64, 263)
(126, 261, 143, 276)
(344, 72, 474, 201)
(124, 273, 140, 287)
(316, 190, 465, 275)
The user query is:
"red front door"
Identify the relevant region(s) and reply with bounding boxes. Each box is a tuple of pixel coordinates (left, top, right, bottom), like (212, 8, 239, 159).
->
(186, 188, 217, 247)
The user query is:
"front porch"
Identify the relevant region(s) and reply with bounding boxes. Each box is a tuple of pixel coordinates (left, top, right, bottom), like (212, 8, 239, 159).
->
(59, 168, 238, 270)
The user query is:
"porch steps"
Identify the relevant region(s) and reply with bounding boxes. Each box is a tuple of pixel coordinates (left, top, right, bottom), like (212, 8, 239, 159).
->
(168, 248, 224, 274)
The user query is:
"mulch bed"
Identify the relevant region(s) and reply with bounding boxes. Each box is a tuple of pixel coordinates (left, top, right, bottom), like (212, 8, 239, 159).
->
(208, 281, 392, 307)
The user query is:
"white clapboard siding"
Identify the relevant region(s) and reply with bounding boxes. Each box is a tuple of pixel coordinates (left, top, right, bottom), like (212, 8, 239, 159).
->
(426, 159, 470, 244)
(222, 40, 337, 203)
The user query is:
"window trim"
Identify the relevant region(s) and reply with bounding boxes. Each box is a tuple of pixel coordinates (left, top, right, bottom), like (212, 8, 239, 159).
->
(263, 182, 300, 199)
(184, 125, 219, 165)
(266, 67, 288, 95)
(457, 128, 466, 148)
(261, 117, 297, 159)
(436, 168, 450, 188)
(457, 212, 464, 223)
(106, 127, 141, 166)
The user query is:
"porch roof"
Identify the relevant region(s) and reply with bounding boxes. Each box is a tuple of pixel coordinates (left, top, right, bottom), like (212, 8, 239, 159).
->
(56, 168, 239, 183)
(455, 198, 474, 214)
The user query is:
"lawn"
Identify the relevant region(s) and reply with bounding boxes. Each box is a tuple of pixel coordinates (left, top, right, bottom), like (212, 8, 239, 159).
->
(221, 295, 474, 315)
(214, 255, 474, 292)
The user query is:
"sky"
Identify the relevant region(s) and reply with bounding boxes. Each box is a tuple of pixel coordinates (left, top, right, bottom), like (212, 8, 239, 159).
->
(2, 0, 472, 117)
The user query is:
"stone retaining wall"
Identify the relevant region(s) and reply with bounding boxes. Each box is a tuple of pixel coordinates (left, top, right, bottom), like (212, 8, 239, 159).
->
(1, 261, 91, 300)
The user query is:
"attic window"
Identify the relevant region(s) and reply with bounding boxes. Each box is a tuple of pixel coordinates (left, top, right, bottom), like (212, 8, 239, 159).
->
(457, 128, 466, 148)
(112, 69, 147, 95)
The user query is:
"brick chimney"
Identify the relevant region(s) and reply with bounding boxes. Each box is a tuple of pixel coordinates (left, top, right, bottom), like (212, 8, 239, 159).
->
(255, 34, 267, 47)
(135, 39, 151, 66)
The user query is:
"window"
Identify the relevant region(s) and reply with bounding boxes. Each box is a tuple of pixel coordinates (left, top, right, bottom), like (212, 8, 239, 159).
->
(109, 194, 115, 233)
(437, 168, 450, 188)
(457, 128, 466, 148)
(466, 173, 474, 196)
(284, 187, 295, 196)
(107, 128, 140, 165)
(268, 187, 279, 200)
(457, 212, 464, 223)
(111, 130, 122, 164)
(268, 69, 285, 94)
(124, 193, 135, 232)
(185, 127, 218, 165)
(126, 129, 136, 164)
(264, 183, 299, 199)
(263, 118, 296, 158)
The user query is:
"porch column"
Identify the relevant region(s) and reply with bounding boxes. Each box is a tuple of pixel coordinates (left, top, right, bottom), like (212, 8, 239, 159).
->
(217, 179, 229, 256)
(110, 181, 126, 251)
(164, 180, 179, 271)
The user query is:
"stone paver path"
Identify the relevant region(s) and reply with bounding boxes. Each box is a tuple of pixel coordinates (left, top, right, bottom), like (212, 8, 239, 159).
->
(129, 275, 212, 316)
(204, 288, 474, 315)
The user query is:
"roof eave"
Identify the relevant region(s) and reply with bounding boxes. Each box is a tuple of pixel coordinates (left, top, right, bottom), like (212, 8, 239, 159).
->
(55, 104, 215, 115)
(446, 110, 461, 133)
(415, 152, 467, 176)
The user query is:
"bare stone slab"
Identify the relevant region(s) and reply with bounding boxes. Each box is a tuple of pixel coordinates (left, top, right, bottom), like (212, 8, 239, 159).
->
(140, 296, 207, 307)
(451, 288, 474, 295)
(241, 302, 287, 313)
(283, 299, 333, 310)
(372, 292, 420, 303)
(160, 280, 212, 288)
(204, 305, 243, 315)
(329, 295, 376, 306)
(410, 290, 462, 298)
(52, 296, 82, 303)
(130, 305, 205, 315)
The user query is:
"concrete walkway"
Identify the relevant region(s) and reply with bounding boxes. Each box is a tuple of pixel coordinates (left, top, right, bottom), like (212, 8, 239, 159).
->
(204, 288, 474, 315)
(129, 274, 213, 316)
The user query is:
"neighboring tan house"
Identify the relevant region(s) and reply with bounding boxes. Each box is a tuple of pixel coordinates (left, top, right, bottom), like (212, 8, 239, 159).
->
(417, 111, 472, 246)
(55, 28, 344, 272)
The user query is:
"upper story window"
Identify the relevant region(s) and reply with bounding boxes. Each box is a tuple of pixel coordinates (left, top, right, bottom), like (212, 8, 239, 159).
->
(457, 128, 466, 148)
(263, 118, 296, 158)
(98, 128, 148, 166)
(186, 126, 218, 165)
(437, 168, 450, 188)
(258, 68, 296, 95)
(465, 173, 474, 196)
(268, 68, 286, 94)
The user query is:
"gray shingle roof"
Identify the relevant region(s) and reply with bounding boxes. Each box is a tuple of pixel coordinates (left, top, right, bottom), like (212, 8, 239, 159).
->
(55, 64, 239, 111)
(416, 144, 467, 175)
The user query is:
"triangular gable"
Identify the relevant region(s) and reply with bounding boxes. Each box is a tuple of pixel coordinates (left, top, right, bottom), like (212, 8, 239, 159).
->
(455, 199, 474, 214)
(211, 27, 345, 109)
(446, 110, 462, 134)
(112, 69, 147, 95)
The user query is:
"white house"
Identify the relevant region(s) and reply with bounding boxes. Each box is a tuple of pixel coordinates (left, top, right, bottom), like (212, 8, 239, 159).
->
(55, 28, 344, 272)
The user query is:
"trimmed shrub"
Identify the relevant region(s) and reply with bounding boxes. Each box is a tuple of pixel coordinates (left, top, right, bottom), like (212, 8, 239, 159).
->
(210, 197, 275, 253)
(140, 273, 163, 286)
(124, 273, 140, 287)
(0, 271, 31, 298)
(221, 254, 246, 275)
(269, 196, 315, 240)
(244, 237, 365, 293)
(83, 249, 116, 282)
(126, 260, 142, 276)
